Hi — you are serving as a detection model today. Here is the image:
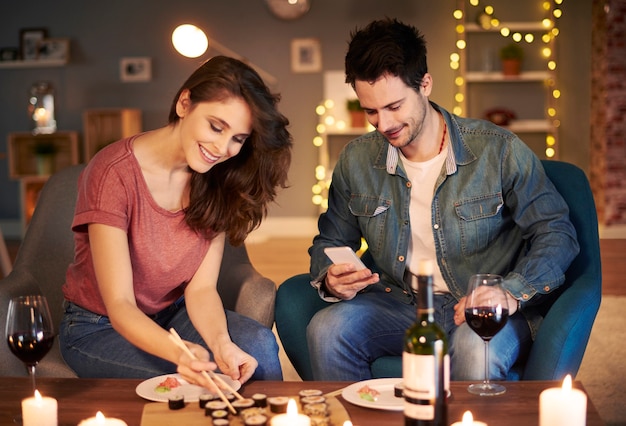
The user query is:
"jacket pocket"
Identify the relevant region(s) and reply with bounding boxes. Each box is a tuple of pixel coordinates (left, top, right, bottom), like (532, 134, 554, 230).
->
(455, 193, 504, 256)
(349, 194, 391, 253)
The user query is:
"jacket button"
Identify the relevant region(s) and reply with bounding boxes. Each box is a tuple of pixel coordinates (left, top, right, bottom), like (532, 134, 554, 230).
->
(433, 224, 440, 230)
(385, 287, 392, 293)
(406, 182, 412, 188)
(544, 286, 550, 292)
(522, 294, 530, 300)
(398, 255, 405, 262)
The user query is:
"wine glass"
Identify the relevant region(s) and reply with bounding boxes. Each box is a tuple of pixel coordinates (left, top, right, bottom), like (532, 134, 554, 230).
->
(5, 295, 55, 392)
(464, 274, 509, 396)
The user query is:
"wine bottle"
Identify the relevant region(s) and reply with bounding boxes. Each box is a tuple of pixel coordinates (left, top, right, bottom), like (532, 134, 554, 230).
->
(403, 259, 449, 426)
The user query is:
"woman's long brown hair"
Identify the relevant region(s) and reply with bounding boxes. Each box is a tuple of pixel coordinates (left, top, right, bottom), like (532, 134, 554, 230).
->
(168, 56, 292, 246)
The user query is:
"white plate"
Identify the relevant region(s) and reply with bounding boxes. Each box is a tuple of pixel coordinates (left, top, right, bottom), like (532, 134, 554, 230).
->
(135, 373, 241, 403)
(341, 378, 404, 411)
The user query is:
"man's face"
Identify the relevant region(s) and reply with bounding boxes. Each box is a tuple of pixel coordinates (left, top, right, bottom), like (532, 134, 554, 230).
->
(354, 73, 432, 150)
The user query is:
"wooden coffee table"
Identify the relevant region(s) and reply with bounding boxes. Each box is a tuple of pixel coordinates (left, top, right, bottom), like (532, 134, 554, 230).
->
(0, 377, 605, 426)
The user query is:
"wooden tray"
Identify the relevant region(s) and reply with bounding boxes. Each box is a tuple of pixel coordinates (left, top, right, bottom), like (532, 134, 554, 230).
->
(141, 395, 350, 425)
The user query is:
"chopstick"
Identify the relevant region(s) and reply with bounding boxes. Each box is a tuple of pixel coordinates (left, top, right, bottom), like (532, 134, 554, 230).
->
(167, 328, 242, 413)
(323, 386, 347, 398)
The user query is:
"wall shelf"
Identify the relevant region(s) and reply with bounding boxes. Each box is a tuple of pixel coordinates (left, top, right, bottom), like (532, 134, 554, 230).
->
(0, 58, 67, 69)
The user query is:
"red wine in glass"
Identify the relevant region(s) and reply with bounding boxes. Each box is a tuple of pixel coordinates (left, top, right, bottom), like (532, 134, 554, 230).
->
(465, 306, 509, 341)
(5, 295, 55, 392)
(464, 274, 509, 396)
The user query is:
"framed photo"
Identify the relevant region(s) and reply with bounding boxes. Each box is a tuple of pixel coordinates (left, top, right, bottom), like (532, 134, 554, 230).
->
(20, 28, 48, 60)
(37, 38, 69, 61)
(120, 57, 152, 82)
(291, 38, 322, 73)
(0, 47, 19, 62)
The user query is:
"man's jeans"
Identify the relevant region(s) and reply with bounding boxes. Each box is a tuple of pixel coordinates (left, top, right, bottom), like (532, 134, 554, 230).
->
(59, 300, 283, 380)
(307, 287, 531, 381)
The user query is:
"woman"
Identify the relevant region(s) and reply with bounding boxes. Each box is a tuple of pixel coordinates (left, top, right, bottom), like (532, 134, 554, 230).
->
(60, 56, 291, 388)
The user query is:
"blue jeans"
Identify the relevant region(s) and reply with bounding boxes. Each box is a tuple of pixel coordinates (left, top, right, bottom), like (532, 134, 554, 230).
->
(306, 287, 531, 381)
(59, 299, 283, 380)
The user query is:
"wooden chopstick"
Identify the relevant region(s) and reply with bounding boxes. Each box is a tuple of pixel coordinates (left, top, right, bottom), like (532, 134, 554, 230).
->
(323, 387, 347, 398)
(168, 328, 241, 413)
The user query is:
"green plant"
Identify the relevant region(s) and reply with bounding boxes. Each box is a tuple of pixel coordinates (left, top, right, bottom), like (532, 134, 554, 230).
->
(33, 140, 58, 156)
(500, 43, 524, 61)
(346, 99, 363, 112)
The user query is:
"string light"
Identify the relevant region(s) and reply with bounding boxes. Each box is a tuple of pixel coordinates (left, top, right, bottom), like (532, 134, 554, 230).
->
(452, 0, 564, 159)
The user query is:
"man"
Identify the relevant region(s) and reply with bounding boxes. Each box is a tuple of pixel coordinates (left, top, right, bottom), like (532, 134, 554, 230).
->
(307, 18, 579, 381)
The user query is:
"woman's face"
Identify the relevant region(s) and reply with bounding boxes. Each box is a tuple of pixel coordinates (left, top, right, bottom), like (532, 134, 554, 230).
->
(176, 90, 252, 173)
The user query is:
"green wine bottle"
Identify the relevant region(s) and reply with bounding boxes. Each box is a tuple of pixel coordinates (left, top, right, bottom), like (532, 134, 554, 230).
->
(403, 259, 449, 426)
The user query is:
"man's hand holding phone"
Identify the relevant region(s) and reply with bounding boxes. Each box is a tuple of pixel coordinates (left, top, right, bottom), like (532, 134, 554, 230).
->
(324, 247, 379, 300)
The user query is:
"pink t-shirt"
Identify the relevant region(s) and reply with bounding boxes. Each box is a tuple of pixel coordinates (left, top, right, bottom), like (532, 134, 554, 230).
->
(63, 136, 210, 316)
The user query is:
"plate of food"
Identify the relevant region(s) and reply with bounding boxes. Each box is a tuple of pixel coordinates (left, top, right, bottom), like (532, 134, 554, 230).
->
(341, 378, 404, 411)
(135, 373, 241, 403)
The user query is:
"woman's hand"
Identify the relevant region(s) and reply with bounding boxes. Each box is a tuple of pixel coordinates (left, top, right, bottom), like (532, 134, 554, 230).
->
(173, 340, 220, 392)
(212, 341, 258, 384)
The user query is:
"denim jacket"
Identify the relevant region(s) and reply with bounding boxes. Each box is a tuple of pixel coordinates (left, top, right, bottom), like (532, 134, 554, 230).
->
(310, 102, 579, 337)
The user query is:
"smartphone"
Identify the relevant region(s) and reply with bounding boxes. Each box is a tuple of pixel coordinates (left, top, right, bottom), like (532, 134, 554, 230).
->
(324, 246, 367, 270)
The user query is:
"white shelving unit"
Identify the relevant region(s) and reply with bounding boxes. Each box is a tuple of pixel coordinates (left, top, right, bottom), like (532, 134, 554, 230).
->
(456, 2, 559, 159)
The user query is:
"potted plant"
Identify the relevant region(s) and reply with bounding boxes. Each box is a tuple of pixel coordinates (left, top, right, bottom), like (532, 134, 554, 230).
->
(32, 140, 58, 175)
(500, 42, 524, 76)
(346, 98, 366, 128)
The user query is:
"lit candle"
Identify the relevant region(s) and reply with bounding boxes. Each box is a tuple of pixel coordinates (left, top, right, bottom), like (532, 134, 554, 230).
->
(539, 375, 587, 426)
(270, 399, 311, 426)
(78, 411, 128, 426)
(21, 390, 57, 426)
(343, 422, 353, 426)
(450, 410, 488, 426)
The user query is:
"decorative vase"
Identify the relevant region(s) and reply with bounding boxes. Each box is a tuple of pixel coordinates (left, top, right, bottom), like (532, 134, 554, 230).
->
(502, 59, 521, 76)
(36, 154, 55, 175)
(349, 110, 366, 128)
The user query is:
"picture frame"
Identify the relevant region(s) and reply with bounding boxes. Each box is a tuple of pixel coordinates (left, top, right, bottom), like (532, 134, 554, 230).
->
(37, 38, 69, 61)
(0, 47, 19, 62)
(20, 28, 48, 60)
(119, 57, 152, 82)
(291, 38, 322, 73)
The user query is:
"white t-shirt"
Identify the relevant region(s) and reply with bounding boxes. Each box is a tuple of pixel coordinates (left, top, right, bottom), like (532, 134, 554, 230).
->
(400, 146, 449, 293)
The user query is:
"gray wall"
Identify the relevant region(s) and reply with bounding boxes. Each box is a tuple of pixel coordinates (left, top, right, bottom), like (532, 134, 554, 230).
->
(0, 0, 592, 236)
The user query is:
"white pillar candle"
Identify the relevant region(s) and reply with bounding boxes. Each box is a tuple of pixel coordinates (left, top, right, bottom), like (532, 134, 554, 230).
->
(450, 410, 488, 426)
(539, 375, 587, 426)
(21, 390, 57, 426)
(78, 411, 128, 426)
(270, 399, 311, 426)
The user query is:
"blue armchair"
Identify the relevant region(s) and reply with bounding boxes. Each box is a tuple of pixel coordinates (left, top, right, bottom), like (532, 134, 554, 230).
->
(275, 160, 602, 381)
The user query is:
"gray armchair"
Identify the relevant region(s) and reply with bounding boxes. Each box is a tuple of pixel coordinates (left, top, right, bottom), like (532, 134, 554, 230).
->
(0, 164, 276, 377)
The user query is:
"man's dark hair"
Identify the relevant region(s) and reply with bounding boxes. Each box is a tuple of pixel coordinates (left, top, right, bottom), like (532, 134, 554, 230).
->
(345, 18, 428, 92)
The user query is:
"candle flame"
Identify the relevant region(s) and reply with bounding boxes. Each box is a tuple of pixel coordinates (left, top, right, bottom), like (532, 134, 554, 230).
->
(287, 398, 298, 416)
(562, 374, 572, 392)
(462, 410, 474, 425)
(343, 422, 353, 426)
(96, 411, 105, 424)
(34, 389, 42, 402)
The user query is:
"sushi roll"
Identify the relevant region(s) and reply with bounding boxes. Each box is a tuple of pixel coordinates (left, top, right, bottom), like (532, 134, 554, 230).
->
(213, 419, 230, 426)
(167, 394, 185, 410)
(267, 396, 290, 413)
(240, 407, 267, 421)
(252, 393, 268, 407)
(232, 398, 255, 414)
(199, 393, 216, 408)
(394, 382, 404, 398)
(299, 389, 323, 400)
(212, 409, 229, 420)
(303, 402, 329, 417)
(309, 415, 331, 426)
(301, 395, 326, 406)
(243, 414, 268, 426)
(205, 400, 228, 416)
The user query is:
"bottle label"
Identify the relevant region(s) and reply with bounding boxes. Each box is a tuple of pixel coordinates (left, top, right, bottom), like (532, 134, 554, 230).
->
(403, 352, 450, 395)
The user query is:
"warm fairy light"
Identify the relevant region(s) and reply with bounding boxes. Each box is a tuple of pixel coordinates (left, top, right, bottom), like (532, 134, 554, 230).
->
(548, 60, 556, 70)
(525, 33, 535, 43)
(546, 147, 555, 158)
(453, 105, 463, 116)
(453, 9, 464, 19)
(324, 99, 335, 109)
(500, 27, 511, 37)
(450, 52, 460, 62)
(542, 47, 552, 57)
(470, 0, 479, 5)
(455, 93, 464, 103)
(512, 32, 522, 42)
(316, 123, 326, 134)
(548, 107, 557, 117)
(553, 9, 563, 18)
(456, 24, 465, 34)
(315, 165, 325, 181)
(546, 135, 556, 146)
(172, 24, 208, 58)
(484, 6, 494, 14)
(542, 18, 553, 28)
(552, 27, 560, 37)
(313, 136, 323, 147)
(324, 116, 335, 126)
(552, 89, 561, 99)
(336, 120, 347, 130)
(315, 105, 326, 115)
(312, 184, 322, 194)
(456, 39, 466, 49)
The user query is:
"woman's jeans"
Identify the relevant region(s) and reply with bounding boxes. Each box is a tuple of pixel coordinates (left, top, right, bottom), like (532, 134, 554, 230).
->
(307, 288, 532, 381)
(59, 299, 283, 380)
